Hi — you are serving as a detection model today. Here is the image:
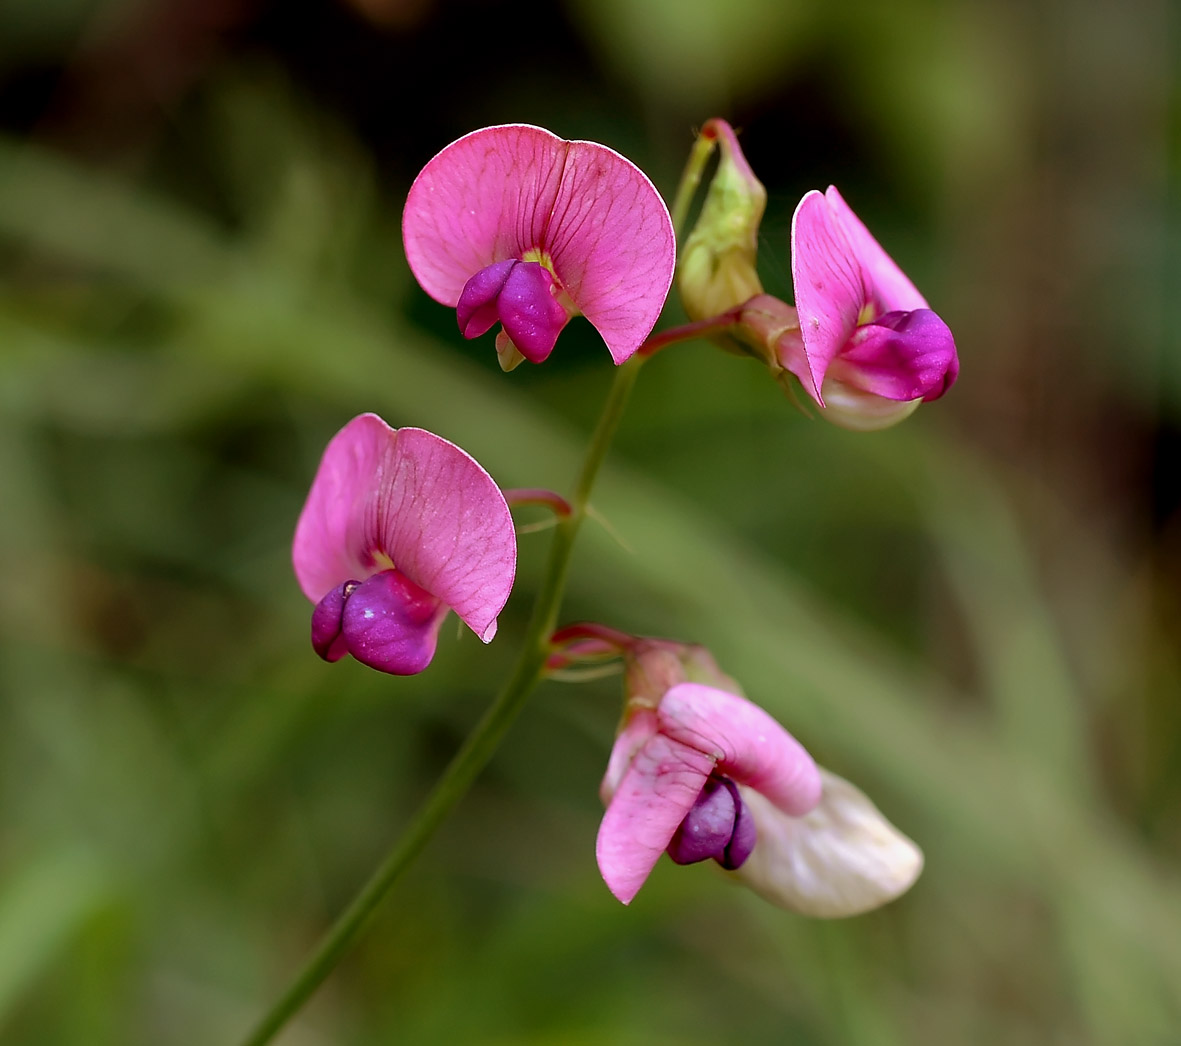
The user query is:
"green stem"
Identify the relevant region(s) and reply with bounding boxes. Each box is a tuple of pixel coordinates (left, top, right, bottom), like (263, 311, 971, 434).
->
(236, 356, 643, 1046)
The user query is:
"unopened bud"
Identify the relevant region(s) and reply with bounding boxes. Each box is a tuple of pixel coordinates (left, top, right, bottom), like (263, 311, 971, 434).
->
(677, 120, 767, 322)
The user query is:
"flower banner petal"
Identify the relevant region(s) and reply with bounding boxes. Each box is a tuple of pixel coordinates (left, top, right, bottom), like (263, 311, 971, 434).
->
(403, 124, 568, 306)
(824, 186, 927, 315)
(293, 413, 395, 603)
(375, 427, 515, 643)
(791, 190, 867, 403)
(546, 140, 675, 363)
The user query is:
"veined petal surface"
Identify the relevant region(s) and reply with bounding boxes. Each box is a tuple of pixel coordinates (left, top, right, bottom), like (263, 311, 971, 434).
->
(596, 732, 715, 905)
(403, 125, 567, 305)
(823, 186, 927, 315)
(791, 189, 867, 402)
(543, 139, 675, 362)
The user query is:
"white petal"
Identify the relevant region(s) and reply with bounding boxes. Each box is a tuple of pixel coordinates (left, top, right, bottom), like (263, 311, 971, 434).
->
(734, 768, 923, 917)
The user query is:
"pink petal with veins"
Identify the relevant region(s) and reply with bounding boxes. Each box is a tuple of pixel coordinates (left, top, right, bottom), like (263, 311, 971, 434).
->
(596, 732, 715, 905)
(292, 414, 515, 643)
(544, 140, 676, 363)
(658, 684, 822, 817)
(403, 125, 567, 305)
(823, 186, 927, 315)
(791, 189, 867, 403)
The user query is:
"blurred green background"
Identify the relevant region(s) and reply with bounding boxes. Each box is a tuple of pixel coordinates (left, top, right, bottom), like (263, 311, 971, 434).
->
(1, 0, 1179, 1042)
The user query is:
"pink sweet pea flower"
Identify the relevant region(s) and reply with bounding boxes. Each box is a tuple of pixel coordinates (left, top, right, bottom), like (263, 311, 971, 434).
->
(785, 186, 959, 426)
(403, 124, 676, 369)
(596, 673, 924, 914)
(292, 414, 515, 676)
(597, 682, 823, 905)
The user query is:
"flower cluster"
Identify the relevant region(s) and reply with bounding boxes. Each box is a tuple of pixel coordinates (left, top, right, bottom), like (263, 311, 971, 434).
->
(680, 118, 959, 429)
(292, 121, 951, 920)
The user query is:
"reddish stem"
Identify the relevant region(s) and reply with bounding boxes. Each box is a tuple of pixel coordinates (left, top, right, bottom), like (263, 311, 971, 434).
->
(503, 488, 573, 518)
(636, 307, 745, 359)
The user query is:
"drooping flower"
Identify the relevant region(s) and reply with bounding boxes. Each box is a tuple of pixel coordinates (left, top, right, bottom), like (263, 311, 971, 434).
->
(783, 186, 959, 429)
(597, 680, 822, 905)
(292, 414, 516, 675)
(402, 124, 676, 370)
(595, 643, 923, 914)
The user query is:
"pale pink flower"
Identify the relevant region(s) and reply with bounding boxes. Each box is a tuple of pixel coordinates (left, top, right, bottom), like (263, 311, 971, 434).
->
(597, 678, 924, 914)
(403, 124, 675, 368)
(292, 414, 515, 675)
(596, 682, 822, 905)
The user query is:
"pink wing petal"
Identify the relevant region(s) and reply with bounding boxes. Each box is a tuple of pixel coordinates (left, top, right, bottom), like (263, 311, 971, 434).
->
(403, 125, 569, 306)
(824, 186, 927, 315)
(293, 413, 394, 603)
(545, 140, 676, 363)
(657, 684, 822, 817)
(828, 308, 959, 402)
(599, 708, 659, 806)
(791, 190, 867, 403)
(377, 427, 516, 643)
(596, 732, 714, 905)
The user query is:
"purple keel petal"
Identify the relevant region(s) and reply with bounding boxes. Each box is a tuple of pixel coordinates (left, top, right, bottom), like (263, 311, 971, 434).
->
(667, 775, 741, 866)
(457, 260, 515, 339)
(545, 140, 675, 363)
(341, 569, 449, 675)
(824, 186, 927, 315)
(496, 261, 570, 363)
(828, 309, 959, 402)
(791, 189, 867, 403)
(311, 580, 357, 661)
(721, 781, 757, 870)
(596, 732, 714, 905)
(403, 125, 569, 306)
(657, 683, 822, 817)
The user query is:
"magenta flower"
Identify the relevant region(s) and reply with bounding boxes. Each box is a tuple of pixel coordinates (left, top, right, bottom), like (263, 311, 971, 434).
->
(785, 186, 959, 425)
(597, 682, 823, 905)
(292, 414, 516, 676)
(403, 124, 676, 369)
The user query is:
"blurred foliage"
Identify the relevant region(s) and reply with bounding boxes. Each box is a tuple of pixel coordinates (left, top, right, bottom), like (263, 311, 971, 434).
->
(1, 0, 1179, 1043)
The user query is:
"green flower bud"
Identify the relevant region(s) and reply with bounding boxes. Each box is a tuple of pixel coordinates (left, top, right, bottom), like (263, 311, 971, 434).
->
(677, 120, 767, 322)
